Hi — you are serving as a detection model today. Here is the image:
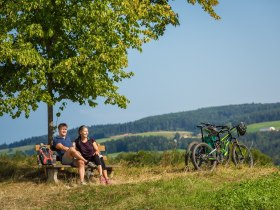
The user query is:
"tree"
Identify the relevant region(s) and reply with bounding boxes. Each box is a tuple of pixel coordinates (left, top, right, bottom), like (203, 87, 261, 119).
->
(0, 0, 220, 144)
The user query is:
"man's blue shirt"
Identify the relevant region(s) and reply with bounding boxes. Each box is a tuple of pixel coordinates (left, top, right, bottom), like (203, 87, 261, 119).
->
(53, 135, 72, 158)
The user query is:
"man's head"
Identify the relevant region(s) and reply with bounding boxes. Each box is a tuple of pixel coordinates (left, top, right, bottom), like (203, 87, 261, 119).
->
(58, 123, 68, 138)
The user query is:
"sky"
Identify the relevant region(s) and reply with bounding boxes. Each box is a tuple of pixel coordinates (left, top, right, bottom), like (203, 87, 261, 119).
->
(1, 0, 280, 144)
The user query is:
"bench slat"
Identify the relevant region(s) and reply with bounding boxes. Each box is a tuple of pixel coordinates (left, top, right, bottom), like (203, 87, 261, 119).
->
(35, 144, 50, 151)
(97, 144, 106, 152)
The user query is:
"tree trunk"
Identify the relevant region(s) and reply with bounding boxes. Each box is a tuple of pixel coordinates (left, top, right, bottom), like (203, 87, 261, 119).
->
(48, 104, 54, 145)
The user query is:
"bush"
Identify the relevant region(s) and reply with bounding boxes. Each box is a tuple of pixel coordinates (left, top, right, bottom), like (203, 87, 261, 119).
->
(114, 151, 162, 166)
(160, 150, 184, 166)
(251, 148, 274, 166)
(113, 150, 184, 167)
(0, 153, 38, 181)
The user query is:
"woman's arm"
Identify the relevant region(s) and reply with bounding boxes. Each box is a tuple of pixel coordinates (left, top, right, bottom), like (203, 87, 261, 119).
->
(92, 142, 100, 155)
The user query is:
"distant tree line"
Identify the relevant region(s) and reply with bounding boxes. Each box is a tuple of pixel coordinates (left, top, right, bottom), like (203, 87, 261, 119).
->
(102, 132, 280, 165)
(88, 102, 280, 137)
(102, 135, 194, 153)
(1, 102, 280, 165)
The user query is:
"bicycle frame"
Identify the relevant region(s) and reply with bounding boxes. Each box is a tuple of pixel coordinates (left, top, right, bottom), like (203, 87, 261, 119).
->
(198, 123, 241, 162)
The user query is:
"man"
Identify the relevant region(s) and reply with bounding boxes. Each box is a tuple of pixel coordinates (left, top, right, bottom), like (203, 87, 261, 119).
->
(53, 123, 89, 185)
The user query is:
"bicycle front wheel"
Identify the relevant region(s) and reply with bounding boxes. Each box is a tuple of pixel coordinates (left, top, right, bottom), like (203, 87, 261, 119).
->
(232, 143, 253, 168)
(185, 141, 199, 168)
(191, 143, 217, 171)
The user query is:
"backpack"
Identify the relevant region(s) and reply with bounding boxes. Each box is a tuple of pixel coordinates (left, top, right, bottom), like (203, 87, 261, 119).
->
(38, 145, 54, 165)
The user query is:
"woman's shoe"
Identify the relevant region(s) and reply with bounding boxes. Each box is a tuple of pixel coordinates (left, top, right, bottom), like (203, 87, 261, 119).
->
(99, 176, 106, 184)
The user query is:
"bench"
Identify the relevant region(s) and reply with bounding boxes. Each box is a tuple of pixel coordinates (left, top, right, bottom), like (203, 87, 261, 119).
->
(35, 144, 115, 183)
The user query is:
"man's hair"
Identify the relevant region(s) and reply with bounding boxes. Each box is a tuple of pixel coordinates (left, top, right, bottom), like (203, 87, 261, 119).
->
(58, 123, 68, 130)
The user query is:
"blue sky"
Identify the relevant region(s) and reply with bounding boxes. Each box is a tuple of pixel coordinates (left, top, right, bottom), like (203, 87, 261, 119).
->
(1, 0, 280, 144)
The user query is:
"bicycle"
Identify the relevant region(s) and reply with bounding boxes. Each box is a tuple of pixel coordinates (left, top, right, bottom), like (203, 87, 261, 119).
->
(191, 122, 253, 171)
(184, 123, 223, 170)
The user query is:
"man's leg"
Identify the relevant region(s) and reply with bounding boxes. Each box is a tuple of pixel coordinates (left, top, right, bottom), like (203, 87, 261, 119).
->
(64, 147, 88, 163)
(63, 148, 87, 183)
(74, 159, 86, 183)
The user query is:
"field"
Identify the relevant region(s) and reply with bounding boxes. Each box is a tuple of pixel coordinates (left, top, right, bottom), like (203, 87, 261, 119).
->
(97, 131, 192, 143)
(0, 145, 34, 155)
(247, 120, 280, 133)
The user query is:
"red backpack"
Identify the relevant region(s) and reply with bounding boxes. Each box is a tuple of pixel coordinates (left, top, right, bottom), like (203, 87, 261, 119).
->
(38, 145, 54, 165)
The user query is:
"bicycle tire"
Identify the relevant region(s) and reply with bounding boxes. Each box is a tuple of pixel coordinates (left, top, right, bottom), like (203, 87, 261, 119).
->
(232, 143, 253, 168)
(185, 141, 199, 169)
(191, 142, 217, 171)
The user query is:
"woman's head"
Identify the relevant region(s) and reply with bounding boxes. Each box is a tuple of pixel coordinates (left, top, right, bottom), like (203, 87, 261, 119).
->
(78, 125, 88, 139)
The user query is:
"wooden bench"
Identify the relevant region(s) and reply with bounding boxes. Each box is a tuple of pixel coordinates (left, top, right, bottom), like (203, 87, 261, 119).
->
(35, 144, 115, 183)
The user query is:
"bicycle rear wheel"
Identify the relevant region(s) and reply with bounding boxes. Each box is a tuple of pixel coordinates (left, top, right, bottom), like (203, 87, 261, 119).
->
(185, 141, 199, 170)
(191, 143, 217, 171)
(232, 143, 253, 168)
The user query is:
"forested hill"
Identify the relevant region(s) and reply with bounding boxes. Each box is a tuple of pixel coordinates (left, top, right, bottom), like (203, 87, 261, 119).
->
(88, 102, 280, 137)
(2, 102, 280, 148)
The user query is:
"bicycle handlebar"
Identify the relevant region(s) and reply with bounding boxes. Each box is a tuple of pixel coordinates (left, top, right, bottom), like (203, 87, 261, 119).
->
(197, 122, 215, 128)
(197, 123, 232, 133)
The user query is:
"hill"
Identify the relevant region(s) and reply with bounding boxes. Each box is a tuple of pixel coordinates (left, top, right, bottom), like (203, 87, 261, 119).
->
(2, 102, 280, 149)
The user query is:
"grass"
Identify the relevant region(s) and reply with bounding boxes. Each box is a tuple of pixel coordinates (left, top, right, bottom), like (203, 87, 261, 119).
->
(43, 167, 280, 209)
(0, 154, 279, 209)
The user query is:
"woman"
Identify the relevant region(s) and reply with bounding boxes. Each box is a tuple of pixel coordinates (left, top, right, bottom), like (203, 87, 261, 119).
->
(74, 125, 111, 185)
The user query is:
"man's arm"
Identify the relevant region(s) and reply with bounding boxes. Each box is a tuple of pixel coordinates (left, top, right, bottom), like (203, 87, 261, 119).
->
(56, 143, 70, 151)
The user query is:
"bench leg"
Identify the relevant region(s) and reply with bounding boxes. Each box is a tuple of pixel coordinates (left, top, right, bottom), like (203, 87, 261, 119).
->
(46, 168, 59, 184)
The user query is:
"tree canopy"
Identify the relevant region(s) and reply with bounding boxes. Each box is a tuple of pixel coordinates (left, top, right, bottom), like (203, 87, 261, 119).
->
(0, 0, 220, 142)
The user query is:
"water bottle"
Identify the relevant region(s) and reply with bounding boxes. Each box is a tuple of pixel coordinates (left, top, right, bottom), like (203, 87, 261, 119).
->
(52, 154, 57, 165)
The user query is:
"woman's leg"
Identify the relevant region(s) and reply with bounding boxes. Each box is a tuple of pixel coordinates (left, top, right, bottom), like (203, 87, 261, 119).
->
(100, 157, 109, 180)
(90, 155, 106, 183)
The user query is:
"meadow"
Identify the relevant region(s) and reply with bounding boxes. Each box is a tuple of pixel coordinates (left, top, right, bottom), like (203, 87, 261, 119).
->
(247, 120, 280, 133)
(0, 152, 279, 210)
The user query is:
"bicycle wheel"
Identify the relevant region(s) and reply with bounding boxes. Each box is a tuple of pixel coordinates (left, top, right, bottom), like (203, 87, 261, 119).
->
(232, 143, 253, 168)
(185, 141, 199, 170)
(191, 142, 217, 171)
